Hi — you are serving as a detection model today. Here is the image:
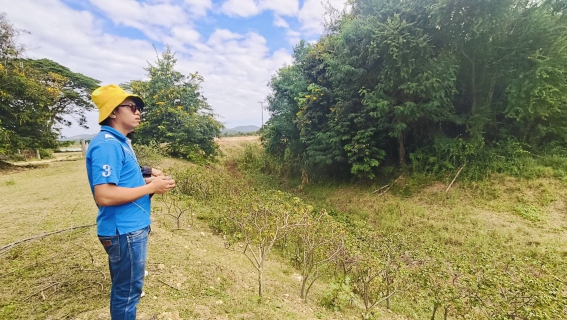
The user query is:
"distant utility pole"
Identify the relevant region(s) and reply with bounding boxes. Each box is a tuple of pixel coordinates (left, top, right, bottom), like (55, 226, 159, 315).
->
(258, 100, 265, 129)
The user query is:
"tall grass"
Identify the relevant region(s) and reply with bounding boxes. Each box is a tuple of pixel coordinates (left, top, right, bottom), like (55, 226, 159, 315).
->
(411, 138, 567, 181)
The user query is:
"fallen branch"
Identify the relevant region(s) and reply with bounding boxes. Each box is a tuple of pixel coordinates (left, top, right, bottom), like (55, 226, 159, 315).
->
(0, 252, 62, 278)
(73, 266, 107, 280)
(94, 281, 104, 292)
(158, 279, 180, 291)
(76, 243, 95, 264)
(445, 164, 466, 194)
(24, 282, 58, 301)
(372, 184, 390, 194)
(373, 173, 405, 196)
(0, 224, 96, 252)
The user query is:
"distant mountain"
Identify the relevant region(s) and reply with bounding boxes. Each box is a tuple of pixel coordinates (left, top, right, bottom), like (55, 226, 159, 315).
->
(222, 125, 260, 134)
(60, 133, 97, 141)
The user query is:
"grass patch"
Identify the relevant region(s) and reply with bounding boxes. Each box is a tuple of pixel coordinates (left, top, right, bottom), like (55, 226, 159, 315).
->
(514, 204, 543, 221)
(0, 146, 368, 320)
(228, 144, 567, 318)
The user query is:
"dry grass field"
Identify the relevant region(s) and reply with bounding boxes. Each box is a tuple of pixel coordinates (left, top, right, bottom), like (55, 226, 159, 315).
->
(216, 136, 260, 156)
(4, 136, 563, 318)
(0, 139, 404, 320)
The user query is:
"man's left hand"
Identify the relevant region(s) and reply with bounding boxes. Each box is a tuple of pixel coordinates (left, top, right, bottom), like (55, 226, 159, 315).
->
(151, 168, 164, 177)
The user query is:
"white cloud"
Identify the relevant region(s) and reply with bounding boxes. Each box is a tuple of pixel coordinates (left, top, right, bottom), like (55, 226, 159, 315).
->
(0, 0, 358, 135)
(220, 0, 299, 18)
(88, 0, 200, 46)
(171, 26, 201, 44)
(286, 30, 301, 46)
(0, 0, 295, 135)
(259, 0, 299, 17)
(183, 0, 212, 17)
(273, 15, 289, 28)
(182, 30, 291, 127)
(220, 0, 260, 18)
(1, 0, 155, 84)
(89, 0, 187, 29)
(298, 0, 347, 35)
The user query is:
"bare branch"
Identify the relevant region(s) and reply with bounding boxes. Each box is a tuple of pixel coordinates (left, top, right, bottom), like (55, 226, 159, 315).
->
(158, 279, 180, 291)
(0, 224, 96, 252)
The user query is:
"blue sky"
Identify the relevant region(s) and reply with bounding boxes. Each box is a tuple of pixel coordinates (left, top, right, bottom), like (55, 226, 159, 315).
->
(0, 0, 348, 137)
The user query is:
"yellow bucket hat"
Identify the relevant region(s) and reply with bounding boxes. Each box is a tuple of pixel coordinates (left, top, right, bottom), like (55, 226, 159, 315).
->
(91, 84, 145, 124)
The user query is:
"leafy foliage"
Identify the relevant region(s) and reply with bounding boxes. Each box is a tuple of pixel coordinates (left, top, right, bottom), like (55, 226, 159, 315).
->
(223, 190, 311, 299)
(0, 14, 99, 154)
(292, 209, 346, 302)
(128, 47, 222, 162)
(262, 0, 567, 180)
(320, 277, 354, 312)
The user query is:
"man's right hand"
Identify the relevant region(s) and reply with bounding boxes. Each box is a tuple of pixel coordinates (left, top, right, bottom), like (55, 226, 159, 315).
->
(149, 176, 176, 194)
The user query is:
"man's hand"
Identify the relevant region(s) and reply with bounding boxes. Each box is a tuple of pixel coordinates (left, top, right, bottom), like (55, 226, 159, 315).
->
(151, 168, 164, 177)
(149, 176, 175, 194)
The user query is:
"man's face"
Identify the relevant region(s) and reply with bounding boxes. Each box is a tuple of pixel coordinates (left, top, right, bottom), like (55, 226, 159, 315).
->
(113, 97, 142, 132)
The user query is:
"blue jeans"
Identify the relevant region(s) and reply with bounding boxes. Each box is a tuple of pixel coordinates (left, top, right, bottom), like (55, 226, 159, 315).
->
(98, 226, 149, 320)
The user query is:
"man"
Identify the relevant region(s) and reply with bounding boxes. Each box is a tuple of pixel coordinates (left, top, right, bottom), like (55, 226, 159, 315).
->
(86, 84, 175, 319)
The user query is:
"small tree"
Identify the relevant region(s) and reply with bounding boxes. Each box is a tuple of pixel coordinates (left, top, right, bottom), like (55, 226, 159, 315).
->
(293, 209, 346, 302)
(464, 253, 567, 319)
(416, 248, 465, 320)
(351, 230, 408, 313)
(225, 190, 306, 299)
(160, 191, 193, 230)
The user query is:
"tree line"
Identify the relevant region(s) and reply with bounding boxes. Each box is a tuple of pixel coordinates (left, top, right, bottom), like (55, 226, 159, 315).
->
(0, 14, 222, 160)
(262, 0, 567, 180)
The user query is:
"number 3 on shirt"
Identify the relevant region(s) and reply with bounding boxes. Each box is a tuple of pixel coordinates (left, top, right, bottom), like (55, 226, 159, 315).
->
(102, 164, 111, 177)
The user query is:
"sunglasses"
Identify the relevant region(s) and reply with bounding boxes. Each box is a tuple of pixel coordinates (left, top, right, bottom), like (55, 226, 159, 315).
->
(117, 103, 143, 113)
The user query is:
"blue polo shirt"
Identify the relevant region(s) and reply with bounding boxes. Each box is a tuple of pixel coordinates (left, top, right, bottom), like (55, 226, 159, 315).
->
(86, 126, 151, 236)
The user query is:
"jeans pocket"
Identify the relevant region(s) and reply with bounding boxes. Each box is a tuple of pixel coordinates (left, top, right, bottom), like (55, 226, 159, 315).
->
(128, 227, 148, 242)
(98, 235, 121, 263)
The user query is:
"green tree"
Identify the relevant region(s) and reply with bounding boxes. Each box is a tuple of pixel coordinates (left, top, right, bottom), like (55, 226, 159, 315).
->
(0, 14, 99, 154)
(263, 0, 567, 179)
(0, 62, 63, 153)
(129, 47, 222, 162)
(24, 58, 100, 129)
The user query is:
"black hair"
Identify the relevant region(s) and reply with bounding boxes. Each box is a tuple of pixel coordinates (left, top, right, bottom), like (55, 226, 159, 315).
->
(100, 118, 111, 126)
(99, 108, 117, 126)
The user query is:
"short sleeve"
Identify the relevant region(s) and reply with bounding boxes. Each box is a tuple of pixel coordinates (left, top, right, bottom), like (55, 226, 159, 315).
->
(89, 141, 123, 186)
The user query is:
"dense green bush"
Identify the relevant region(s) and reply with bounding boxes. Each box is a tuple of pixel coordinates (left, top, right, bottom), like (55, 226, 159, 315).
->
(411, 138, 567, 181)
(262, 0, 567, 180)
(321, 277, 355, 312)
(38, 149, 53, 159)
(133, 142, 166, 168)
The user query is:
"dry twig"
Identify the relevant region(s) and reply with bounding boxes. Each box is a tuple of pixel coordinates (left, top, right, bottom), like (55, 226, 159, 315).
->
(445, 164, 466, 194)
(24, 282, 59, 301)
(76, 243, 95, 264)
(0, 224, 96, 252)
(158, 279, 180, 291)
(373, 173, 405, 196)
